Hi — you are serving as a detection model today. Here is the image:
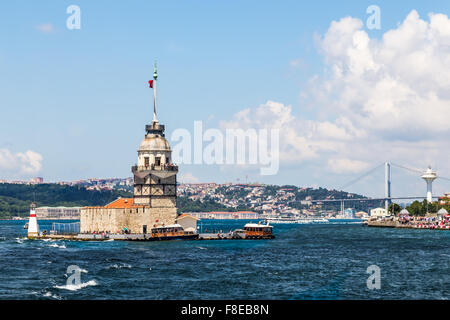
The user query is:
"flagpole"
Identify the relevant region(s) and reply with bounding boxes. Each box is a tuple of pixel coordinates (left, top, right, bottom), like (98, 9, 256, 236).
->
(153, 61, 158, 123)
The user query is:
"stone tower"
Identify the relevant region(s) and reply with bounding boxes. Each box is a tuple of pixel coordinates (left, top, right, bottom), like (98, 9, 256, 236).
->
(80, 63, 179, 234)
(132, 62, 178, 209)
(132, 121, 177, 207)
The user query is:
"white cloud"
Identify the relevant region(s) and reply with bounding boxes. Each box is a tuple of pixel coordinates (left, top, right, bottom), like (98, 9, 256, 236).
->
(220, 100, 362, 164)
(314, 10, 450, 137)
(0, 149, 43, 176)
(220, 10, 450, 187)
(289, 58, 303, 68)
(178, 172, 199, 183)
(35, 23, 55, 33)
(327, 158, 370, 174)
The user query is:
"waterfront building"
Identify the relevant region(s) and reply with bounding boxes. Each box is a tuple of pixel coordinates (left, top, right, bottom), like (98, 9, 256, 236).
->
(439, 192, 450, 205)
(30, 177, 44, 184)
(355, 211, 368, 218)
(80, 64, 178, 234)
(370, 207, 389, 218)
(176, 214, 199, 233)
(343, 208, 356, 219)
(186, 211, 260, 220)
(36, 206, 81, 219)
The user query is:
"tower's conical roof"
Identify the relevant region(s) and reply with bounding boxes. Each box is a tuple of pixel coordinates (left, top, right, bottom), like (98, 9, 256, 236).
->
(139, 135, 171, 152)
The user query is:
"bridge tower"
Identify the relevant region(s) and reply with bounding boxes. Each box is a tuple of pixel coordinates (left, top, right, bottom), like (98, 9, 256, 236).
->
(385, 162, 391, 213)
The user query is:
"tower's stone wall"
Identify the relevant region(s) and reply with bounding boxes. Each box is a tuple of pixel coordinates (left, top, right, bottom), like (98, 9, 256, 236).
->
(80, 206, 177, 234)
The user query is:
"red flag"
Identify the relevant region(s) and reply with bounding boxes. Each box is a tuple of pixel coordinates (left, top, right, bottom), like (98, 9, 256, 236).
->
(148, 80, 153, 88)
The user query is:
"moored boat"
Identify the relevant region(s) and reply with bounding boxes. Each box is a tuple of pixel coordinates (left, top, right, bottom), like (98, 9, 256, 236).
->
(149, 224, 198, 241)
(233, 221, 274, 239)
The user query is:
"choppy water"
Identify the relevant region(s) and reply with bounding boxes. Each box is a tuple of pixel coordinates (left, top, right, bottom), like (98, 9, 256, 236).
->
(0, 220, 449, 300)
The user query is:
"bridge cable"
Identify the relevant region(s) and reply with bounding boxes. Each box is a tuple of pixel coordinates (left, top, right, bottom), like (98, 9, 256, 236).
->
(390, 162, 423, 174)
(338, 162, 385, 191)
(391, 162, 450, 182)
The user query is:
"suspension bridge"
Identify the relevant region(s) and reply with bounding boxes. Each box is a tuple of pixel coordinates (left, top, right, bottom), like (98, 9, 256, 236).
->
(310, 162, 450, 214)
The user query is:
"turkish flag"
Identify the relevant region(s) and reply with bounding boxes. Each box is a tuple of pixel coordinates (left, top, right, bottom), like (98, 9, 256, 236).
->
(148, 80, 153, 88)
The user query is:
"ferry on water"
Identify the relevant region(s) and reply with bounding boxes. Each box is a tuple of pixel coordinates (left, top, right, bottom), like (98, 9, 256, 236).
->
(150, 224, 198, 241)
(233, 222, 274, 239)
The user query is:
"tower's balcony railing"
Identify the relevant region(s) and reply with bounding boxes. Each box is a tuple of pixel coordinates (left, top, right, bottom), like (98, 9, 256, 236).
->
(146, 124, 165, 136)
(132, 164, 178, 172)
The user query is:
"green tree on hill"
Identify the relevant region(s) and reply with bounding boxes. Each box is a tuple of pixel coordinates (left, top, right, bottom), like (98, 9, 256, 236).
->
(389, 203, 402, 215)
(176, 196, 235, 214)
(0, 183, 131, 219)
(406, 200, 441, 216)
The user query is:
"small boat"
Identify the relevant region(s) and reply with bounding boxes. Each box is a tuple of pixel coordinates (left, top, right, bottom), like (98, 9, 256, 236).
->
(266, 217, 298, 224)
(267, 217, 328, 224)
(149, 224, 198, 241)
(234, 221, 274, 239)
(23, 222, 29, 229)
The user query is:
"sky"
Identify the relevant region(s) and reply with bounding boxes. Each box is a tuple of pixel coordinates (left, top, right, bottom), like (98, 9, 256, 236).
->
(1, 0, 450, 198)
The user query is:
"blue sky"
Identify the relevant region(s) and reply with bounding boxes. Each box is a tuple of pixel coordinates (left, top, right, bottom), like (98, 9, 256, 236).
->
(1, 1, 450, 198)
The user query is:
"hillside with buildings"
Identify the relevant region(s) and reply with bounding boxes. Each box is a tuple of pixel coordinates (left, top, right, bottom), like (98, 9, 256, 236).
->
(0, 183, 131, 219)
(177, 183, 383, 217)
(0, 179, 386, 219)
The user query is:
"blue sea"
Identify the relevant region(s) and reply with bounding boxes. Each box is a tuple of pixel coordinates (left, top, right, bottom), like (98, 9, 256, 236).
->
(0, 219, 449, 300)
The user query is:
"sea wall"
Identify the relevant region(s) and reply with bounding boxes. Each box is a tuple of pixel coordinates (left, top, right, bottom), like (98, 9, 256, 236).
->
(367, 218, 450, 230)
(367, 220, 398, 228)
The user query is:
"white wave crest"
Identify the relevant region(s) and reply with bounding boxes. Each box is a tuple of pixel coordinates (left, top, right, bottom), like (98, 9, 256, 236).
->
(54, 280, 97, 291)
(15, 237, 26, 244)
(48, 243, 66, 249)
(107, 263, 132, 270)
(43, 291, 62, 299)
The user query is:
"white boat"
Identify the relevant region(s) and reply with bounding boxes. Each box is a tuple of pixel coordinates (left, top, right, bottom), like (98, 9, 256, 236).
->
(266, 217, 328, 224)
(327, 218, 364, 223)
